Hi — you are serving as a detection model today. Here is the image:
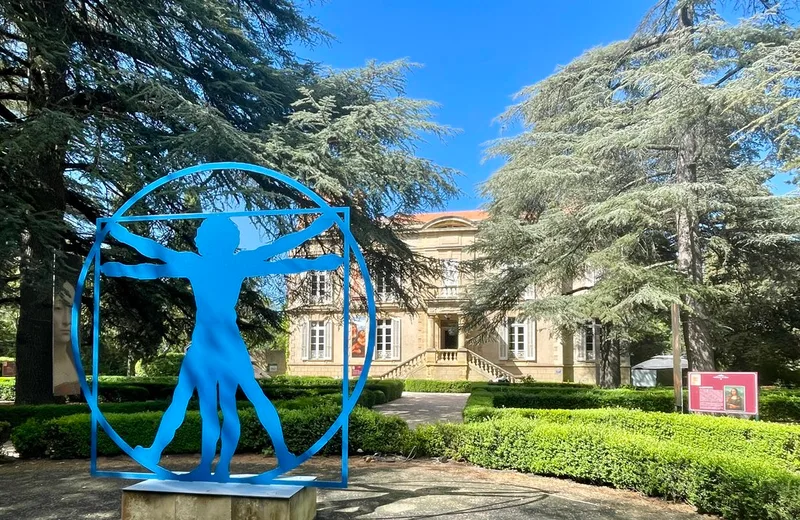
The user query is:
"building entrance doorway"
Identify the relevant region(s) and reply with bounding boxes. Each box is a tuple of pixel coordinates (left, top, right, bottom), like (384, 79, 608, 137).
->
(441, 319, 459, 349)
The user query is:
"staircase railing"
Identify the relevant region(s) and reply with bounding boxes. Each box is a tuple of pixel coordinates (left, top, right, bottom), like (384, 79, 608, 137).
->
(378, 348, 519, 383)
(377, 350, 427, 380)
(466, 350, 518, 383)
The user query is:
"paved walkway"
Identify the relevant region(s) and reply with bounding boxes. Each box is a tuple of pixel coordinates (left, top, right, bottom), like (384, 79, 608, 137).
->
(0, 456, 711, 519)
(372, 391, 470, 428)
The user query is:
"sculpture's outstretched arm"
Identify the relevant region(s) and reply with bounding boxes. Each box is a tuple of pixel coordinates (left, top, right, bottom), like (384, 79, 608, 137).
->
(240, 214, 338, 263)
(106, 222, 193, 263)
(101, 262, 181, 280)
(247, 254, 344, 277)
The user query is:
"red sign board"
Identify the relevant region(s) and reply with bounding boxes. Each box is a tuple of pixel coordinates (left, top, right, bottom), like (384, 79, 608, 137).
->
(1, 360, 15, 377)
(688, 372, 758, 416)
(351, 365, 363, 377)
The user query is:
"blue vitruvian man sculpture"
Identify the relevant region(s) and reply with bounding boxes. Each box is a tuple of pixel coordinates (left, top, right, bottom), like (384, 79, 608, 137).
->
(70, 162, 377, 487)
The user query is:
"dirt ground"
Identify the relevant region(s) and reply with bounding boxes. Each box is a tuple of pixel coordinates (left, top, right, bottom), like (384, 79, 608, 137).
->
(0, 454, 713, 520)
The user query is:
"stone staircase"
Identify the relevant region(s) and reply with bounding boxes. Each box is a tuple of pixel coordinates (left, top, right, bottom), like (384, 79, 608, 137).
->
(466, 350, 518, 383)
(377, 348, 517, 383)
(378, 351, 427, 380)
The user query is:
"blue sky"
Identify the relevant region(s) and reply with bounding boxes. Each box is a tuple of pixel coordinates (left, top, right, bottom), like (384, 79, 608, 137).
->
(292, 0, 659, 210)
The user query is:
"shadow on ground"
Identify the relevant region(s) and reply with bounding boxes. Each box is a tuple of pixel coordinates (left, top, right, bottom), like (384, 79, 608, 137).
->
(0, 455, 711, 520)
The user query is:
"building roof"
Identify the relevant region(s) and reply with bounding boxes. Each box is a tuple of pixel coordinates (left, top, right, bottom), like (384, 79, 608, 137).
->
(632, 355, 688, 371)
(411, 210, 489, 223)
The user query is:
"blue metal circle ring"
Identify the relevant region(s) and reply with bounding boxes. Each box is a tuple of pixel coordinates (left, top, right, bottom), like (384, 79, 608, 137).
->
(70, 162, 378, 484)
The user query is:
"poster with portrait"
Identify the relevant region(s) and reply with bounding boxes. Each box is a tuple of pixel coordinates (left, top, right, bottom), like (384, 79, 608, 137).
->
(349, 315, 368, 359)
(724, 385, 745, 412)
(53, 256, 81, 396)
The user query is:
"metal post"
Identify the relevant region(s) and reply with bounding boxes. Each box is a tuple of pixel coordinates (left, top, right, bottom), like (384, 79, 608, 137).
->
(671, 303, 683, 412)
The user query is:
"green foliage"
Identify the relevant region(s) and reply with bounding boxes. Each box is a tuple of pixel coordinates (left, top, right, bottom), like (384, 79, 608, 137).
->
(0, 377, 13, 401)
(761, 392, 800, 423)
(490, 388, 674, 412)
(466, 1, 800, 377)
(1, 380, 402, 429)
(464, 383, 800, 423)
(2, 400, 185, 429)
(0, 420, 9, 445)
(135, 354, 185, 377)
(14, 404, 412, 460)
(1, 0, 459, 403)
(403, 380, 475, 393)
(412, 418, 800, 520)
(465, 407, 800, 471)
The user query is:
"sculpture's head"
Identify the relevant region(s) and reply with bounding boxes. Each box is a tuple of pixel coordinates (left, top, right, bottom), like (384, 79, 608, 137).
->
(196, 216, 240, 256)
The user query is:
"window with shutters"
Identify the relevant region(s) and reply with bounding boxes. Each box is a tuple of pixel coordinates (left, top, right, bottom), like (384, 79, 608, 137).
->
(375, 319, 393, 360)
(309, 320, 327, 360)
(507, 317, 527, 359)
(375, 275, 395, 302)
(309, 272, 330, 303)
(374, 318, 401, 360)
(579, 319, 601, 362)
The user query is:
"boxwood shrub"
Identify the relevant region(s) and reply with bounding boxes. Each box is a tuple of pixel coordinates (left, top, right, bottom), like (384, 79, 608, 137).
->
(1, 386, 392, 430)
(761, 392, 800, 423)
(413, 418, 800, 520)
(490, 387, 675, 412)
(466, 406, 800, 471)
(0, 377, 13, 401)
(402, 380, 475, 393)
(14, 404, 411, 460)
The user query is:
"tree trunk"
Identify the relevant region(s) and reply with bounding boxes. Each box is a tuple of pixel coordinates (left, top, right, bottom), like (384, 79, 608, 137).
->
(672, 2, 714, 371)
(14, 0, 70, 404)
(596, 326, 621, 388)
(675, 132, 714, 371)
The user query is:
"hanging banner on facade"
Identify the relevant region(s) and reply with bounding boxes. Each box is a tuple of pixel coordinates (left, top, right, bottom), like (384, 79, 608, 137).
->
(687, 372, 758, 416)
(53, 257, 81, 396)
(350, 315, 368, 359)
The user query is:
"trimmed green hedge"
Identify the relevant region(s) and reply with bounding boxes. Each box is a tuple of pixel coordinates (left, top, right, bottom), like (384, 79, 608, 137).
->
(0, 377, 13, 401)
(469, 384, 800, 423)
(1, 386, 391, 429)
(490, 387, 675, 412)
(403, 380, 475, 393)
(761, 392, 800, 423)
(14, 404, 411, 459)
(465, 406, 800, 471)
(414, 418, 800, 520)
(2, 400, 197, 429)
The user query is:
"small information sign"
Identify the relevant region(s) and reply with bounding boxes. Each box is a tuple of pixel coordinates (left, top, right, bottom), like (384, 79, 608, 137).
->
(688, 371, 758, 416)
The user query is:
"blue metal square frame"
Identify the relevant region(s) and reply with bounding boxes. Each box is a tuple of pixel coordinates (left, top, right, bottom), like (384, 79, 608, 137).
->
(89, 207, 356, 489)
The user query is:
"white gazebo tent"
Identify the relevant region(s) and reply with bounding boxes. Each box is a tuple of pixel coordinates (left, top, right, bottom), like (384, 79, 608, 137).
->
(631, 355, 688, 387)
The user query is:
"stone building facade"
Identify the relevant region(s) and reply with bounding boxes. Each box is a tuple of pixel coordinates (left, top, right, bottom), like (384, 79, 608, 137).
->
(286, 210, 630, 384)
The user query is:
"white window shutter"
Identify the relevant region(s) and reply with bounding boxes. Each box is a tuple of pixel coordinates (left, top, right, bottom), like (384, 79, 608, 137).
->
(324, 320, 333, 360)
(576, 330, 586, 362)
(301, 319, 310, 361)
(525, 319, 536, 361)
(324, 273, 333, 304)
(391, 317, 402, 360)
(497, 319, 508, 361)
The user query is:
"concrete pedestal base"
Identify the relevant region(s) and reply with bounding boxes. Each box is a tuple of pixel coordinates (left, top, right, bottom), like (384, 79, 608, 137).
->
(121, 478, 316, 520)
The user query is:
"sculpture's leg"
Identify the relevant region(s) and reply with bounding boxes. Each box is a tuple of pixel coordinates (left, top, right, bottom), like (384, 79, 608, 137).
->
(239, 377, 297, 468)
(132, 366, 196, 468)
(215, 381, 240, 480)
(192, 381, 221, 480)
